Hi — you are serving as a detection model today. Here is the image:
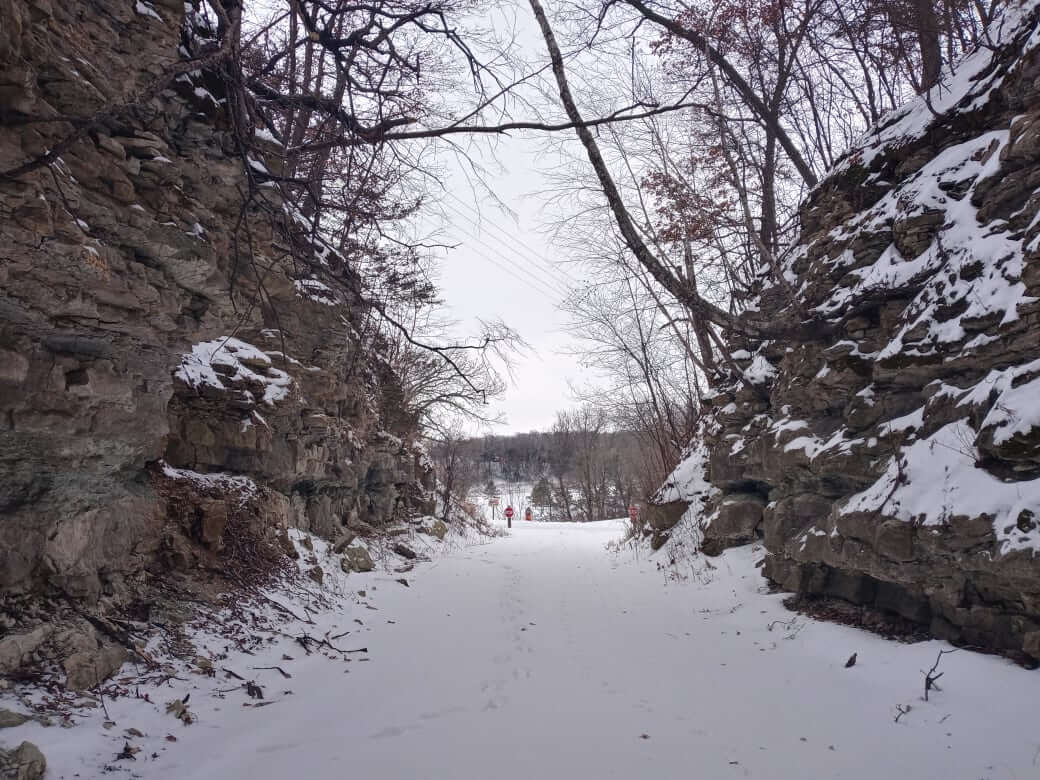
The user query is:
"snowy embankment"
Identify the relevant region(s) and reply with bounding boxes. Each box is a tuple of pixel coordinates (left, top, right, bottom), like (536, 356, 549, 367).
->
(3, 521, 1037, 779)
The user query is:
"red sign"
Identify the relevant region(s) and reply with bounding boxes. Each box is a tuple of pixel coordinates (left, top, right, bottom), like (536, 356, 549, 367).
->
(629, 504, 639, 520)
(504, 506, 514, 519)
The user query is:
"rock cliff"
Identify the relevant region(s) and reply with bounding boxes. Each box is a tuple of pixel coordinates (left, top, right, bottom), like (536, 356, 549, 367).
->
(0, 0, 431, 621)
(656, 1, 1040, 661)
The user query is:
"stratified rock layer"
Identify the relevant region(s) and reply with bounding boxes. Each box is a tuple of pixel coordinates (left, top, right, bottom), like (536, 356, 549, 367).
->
(668, 2, 1040, 660)
(0, 0, 430, 610)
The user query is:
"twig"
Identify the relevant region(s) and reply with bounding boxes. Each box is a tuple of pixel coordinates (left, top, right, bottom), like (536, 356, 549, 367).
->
(295, 632, 366, 657)
(95, 684, 111, 721)
(252, 666, 293, 679)
(923, 649, 956, 701)
(259, 594, 314, 625)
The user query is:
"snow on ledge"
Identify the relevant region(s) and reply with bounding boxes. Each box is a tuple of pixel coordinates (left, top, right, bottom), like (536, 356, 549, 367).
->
(160, 461, 257, 493)
(841, 420, 1040, 554)
(175, 336, 292, 405)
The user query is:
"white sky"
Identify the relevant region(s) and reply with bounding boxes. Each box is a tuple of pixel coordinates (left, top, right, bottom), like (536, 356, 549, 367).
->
(421, 2, 613, 434)
(433, 132, 592, 434)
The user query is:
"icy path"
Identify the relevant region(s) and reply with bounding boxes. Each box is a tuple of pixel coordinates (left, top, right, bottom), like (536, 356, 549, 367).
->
(17, 521, 1040, 778)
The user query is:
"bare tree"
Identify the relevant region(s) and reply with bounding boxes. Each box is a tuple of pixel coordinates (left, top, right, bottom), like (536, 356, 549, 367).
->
(430, 424, 480, 523)
(548, 413, 577, 522)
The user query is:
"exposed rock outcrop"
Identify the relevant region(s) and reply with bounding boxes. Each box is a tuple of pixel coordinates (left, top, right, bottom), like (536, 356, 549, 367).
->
(0, 0, 431, 680)
(0, 741, 46, 780)
(659, 1, 1040, 661)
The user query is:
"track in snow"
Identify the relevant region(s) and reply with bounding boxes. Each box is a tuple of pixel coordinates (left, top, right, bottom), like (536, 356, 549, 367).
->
(20, 521, 1040, 779)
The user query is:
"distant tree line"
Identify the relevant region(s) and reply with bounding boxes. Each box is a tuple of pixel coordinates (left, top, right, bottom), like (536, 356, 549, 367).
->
(429, 405, 664, 523)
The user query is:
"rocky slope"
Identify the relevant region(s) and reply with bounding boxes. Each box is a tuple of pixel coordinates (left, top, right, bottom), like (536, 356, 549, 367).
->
(655, 0, 1040, 662)
(0, 0, 431, 682)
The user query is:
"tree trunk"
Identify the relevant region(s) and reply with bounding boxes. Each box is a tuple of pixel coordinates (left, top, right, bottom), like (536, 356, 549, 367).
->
(914, 0, 943, 92)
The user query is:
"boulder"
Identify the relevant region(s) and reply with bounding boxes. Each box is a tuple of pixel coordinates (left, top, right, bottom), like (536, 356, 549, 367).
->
(1024, 630, 1040, 661)
(63, 643, 127, 691)
(340, 545, 375, 573)
(643, 501, 687, 532)
(0, 628, 50, 676)
(703, 493, 765, 554)
(276, 529, 300, 560)
(392, 542, 417, 560)
(0, 741, 46, 780)
(332, 531, 358, 554)
(0, 710, 30, 729)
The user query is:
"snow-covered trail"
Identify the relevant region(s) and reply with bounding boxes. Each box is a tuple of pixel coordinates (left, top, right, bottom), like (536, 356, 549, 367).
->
(16, 521, 1039, 778)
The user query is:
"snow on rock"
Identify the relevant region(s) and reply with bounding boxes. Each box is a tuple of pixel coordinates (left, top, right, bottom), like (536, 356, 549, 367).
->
(160, 461, 258, 494)
(843, 420, 1040, 553)
(832, 0, 1038, 175)
(293, 277, 337, 306)
(175, 337, 292, 405)
(648, 431, 721, 560)
(134, 0, 162, 21)
(744, 354, 777, 384)
(962, 357, 1040, 446)
(653, 437, 716, 507)
(675, 0, 1040, 660)
(811, 127, 1034, 361)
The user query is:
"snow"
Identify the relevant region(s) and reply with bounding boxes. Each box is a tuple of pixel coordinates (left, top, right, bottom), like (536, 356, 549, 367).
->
(842, 419, 1040, 553)
(160, 462, 257, 493)
(175, 337, 292, 405)
(247, 156, 269, 174)
(135, 1, 163, 21)
(832, 0, 1037, 175)
(961, 357, 1040, 445)
(6, 522, 1039, 779)
(294, 278, 337, 305)
(193, 87, 221, 106)
(744, 354, 777, 384)
(255, 127, 280, 144)
(653, 437, 717, 507)
(879, 406, 925, 436)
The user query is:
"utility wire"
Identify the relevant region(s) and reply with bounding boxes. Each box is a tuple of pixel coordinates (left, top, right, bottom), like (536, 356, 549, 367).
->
(445, 220, 564, 302)
(443, 191, 582, 286)
(440, 196, 577, 291)
(441, 207, 569, 301)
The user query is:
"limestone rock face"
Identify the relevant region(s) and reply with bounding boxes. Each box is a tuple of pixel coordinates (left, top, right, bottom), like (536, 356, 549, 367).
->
(0, 741, 46, 780)
(0, 0, 430, 616)
(671, 3, 1040, 660)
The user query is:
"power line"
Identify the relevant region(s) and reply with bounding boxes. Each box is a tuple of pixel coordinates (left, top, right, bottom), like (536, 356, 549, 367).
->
(445, 220, 564, 303)
(440, 205, 572, 302)
(441, 194, 580, 289)
(440, 202, 568, 291)
(443, 192, 580, 287)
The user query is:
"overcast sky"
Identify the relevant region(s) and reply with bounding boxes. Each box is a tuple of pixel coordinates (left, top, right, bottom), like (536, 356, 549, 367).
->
(420, 1, 623, 435)
(433, 131, 593, 435)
